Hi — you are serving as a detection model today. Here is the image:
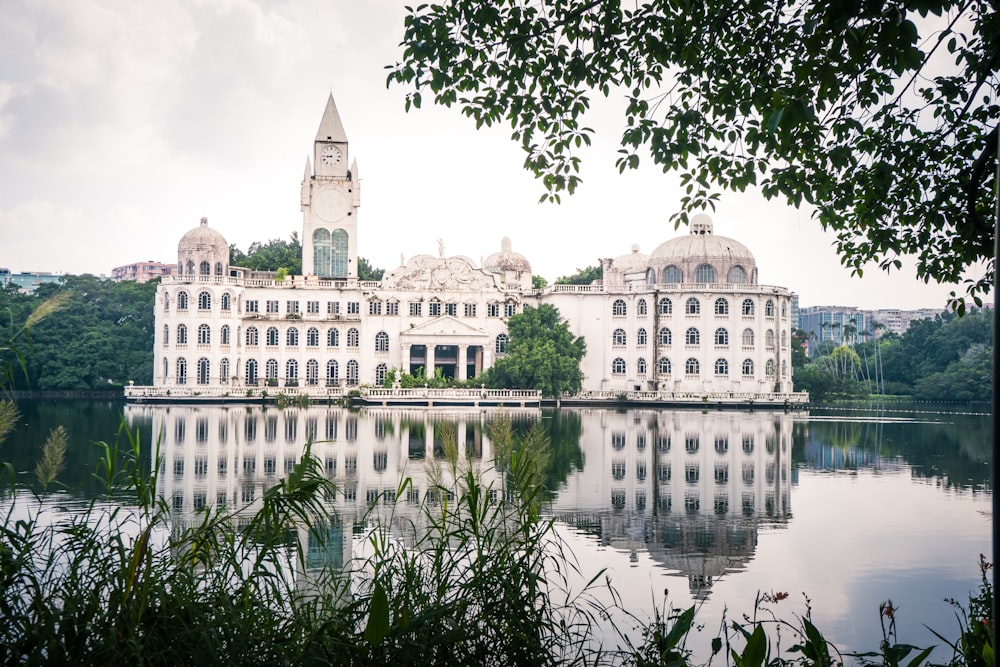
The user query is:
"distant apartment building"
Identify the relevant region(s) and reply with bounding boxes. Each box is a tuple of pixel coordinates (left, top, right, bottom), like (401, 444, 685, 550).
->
(798, 305, 946, 352)
(112, 261, 174, 283)
(867, 308, 945, 336)
(0, 267, 64, 293)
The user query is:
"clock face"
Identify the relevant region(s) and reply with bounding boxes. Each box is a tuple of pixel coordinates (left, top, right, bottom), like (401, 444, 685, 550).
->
(320, 145, 343, 166)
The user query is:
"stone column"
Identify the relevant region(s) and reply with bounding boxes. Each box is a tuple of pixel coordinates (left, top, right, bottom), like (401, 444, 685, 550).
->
(426, 345, 436, 379)
(458, 345, 468, 381)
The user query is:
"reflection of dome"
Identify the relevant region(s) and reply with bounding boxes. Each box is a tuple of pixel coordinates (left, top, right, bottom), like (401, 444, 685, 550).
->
(483, 237, 532, 274)
(647, 214, 757, 285)
(612, 244, 649, 271)
(177, 217, 229, 277)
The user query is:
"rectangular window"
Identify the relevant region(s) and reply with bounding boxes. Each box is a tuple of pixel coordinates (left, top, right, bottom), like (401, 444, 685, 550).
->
(409, 302, 423, 317)
(386, 301, 399, 316)
(505, 303, 516, 317)
(307, 301, 319, 314)
(464, 303, 477, 317)
(429, 302, 441, 316)
(266, 300, 278, 314)
(445, 303, 457, 316)
(286, 300, 299, 315)
(369, 300, 382, 316)
(347, 302, 360, 315)
(246, 300, 259, 313)
(487, 303, 500, 318)
(327, 301, 340, 315)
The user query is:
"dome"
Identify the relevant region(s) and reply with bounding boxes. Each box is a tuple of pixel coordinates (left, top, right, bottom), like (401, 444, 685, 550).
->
(177, 217, 230, 278)
(648, 214, 757, 285)
(483, 237, 532, 274)
(612, 244, 649, 270)
(179, 217, 228, 252)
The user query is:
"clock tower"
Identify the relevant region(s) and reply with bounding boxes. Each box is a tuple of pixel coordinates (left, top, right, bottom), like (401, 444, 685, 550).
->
(301, 94, 360, 279)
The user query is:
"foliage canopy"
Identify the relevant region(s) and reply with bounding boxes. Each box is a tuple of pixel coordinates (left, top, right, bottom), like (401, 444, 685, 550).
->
(389, 0, 999, 306)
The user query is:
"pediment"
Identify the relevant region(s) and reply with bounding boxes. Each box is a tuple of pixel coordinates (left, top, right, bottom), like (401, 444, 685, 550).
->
(401, 316, 488, 339)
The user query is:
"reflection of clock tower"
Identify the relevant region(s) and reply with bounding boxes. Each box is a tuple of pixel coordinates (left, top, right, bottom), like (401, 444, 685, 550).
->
(301, 94, 360, 279)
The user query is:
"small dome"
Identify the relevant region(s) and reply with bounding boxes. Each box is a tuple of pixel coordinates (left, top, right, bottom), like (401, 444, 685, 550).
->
(483, 237, 532, 274)
(179, 217, 228, 252)
(177, 217, 229, 278)
(612, 244, 649, 270)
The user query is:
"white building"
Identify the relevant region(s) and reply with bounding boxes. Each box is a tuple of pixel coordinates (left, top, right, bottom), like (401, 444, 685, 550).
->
(149, 95, 796, 398)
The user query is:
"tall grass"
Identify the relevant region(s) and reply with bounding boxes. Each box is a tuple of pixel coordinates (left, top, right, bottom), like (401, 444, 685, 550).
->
(0, 405, 992, 666)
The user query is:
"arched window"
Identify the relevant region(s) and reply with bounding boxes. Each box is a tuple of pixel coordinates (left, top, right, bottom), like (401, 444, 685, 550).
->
(286, 359, 299, 383)
(327, 328, 339, 347)
(742, 328, 754, 346)
(331, 229, 349, 278)
(306, 327, 319, 347)
(646, 268, 657, 285)
(658, 327, 672, 345)
(715, 358, 729, 375)
(215, 262, 223, 276)
(347, 328, 359, 347)
(685, 358, 700, 374)
(306, 359, 319, 385)
(266, 327, 279, 346)
(612, 328, 627, 346)
(728, 265, 747, 283)
(197, 357, 210, 385)
(663, 265, 682, 283)
(714, 298, 729, 315)
(245, 359, 258, 385)
(198, 291, 211, 310)
(162, 324, 169, 345)
(685, 298, 700, 315)
(658, 298, 673, 315)
(266, 359, 279, 381)
(765, 300, 775, 317)
(220, 358, 230, 383)
(742, 359, 754, 375)
(185, 260, 194, 275)
(782, 359, 788, 376)
(177, 324, 188, 344)
(781, 330, 788, 347)
(326, 360, 339, 385)
(221, 325, 230, 345)
(375, 331, 390, 352)
(766, 359, 776, 376)
(695, 264, 716, 283)
(685, 327, 700, 345)
(176, 357, 188, 385)
(375, 363, 388, 386)
(637, 358, 647, 375)
(612, 299, 626, 316)
(637, 328, 648, 345)
(765, 329, 775, 347)
(163, 293, 170, 312)
(199, 261, 210, 276)
(246, 326, 259, 346)
(198, 324, 210, 345)
(637, 298, 647, 315)
(177, 291, 189, 310)
(221, 293, 231, 311)
(714, 328, 729, 345)
(496, 333, 509, 354)
(346, 359, 359, 385)
(611, 358, 626, 375)
(287, 328, 299, 347)
(742, 299, 755, 316)
(657, 357, 671, 374)
(313, 228, 332, 277)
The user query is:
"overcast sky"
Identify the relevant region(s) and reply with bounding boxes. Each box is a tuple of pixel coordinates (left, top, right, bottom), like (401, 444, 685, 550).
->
(0, 0, 985, 310)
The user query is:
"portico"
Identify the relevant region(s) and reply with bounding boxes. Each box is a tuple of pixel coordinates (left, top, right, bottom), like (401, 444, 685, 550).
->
(400, 317, 491, 381)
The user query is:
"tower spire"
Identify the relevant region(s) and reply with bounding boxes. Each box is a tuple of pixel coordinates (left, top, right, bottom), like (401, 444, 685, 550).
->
(315, 94, 348, 143)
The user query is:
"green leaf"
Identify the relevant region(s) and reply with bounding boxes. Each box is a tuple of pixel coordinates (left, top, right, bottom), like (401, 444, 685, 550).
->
(364, 580, 391, 645)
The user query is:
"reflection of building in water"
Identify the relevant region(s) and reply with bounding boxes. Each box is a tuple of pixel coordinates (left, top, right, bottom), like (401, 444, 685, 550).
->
(125, 405, 793, 597)
(551, 409, 793, 599)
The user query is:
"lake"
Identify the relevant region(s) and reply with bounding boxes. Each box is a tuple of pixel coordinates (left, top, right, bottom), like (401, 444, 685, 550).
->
(2, 399, 991, 659)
